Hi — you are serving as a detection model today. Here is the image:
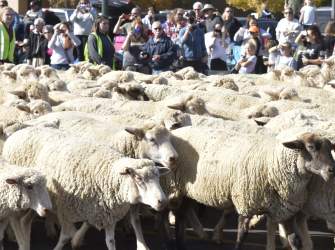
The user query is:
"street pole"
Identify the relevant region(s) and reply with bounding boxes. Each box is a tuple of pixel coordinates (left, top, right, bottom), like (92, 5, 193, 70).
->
(332, 0, 335, 19)
(102, 0, 109, 16)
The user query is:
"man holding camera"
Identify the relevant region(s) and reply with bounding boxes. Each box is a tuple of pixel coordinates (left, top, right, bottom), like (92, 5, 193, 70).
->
(70, 0, 97, 61)
(140, 21, 176, 74)
(179, 10, 207, 73)
(113, 7, 145, 35)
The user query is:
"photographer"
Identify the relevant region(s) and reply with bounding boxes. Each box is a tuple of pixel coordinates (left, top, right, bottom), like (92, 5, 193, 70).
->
(70, 0, 97, 61)
(113, 7, 145, 35)
(179, 10, 207, 73)
(48, 22, 81, 70)
(140, 21, 176, 74)
(295, 25, 325, 69)
(268, 41, 297, 70)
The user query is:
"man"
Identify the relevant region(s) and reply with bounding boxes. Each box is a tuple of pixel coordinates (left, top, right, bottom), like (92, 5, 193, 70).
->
(113, 7, 143, 35)
(276, 7, 301, 45)
(86, 15, 114, 67)
(141, 21, 176, 74)
(179, 10, 207, 73)
(27, 17, 46, 66)
(193, 2, 204, 23)
(222, 7, 241, 41)
(201, 3, 222, 33)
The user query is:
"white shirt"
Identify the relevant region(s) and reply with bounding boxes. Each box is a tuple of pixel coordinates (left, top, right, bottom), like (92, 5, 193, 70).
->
(276, 18, 301, 44)
(70, 8, 97, 36)
(275, 55, 297, 70)
(205, 32, 231, 61)
(239, 55, 257, 74)
(300, 5, 316, 25)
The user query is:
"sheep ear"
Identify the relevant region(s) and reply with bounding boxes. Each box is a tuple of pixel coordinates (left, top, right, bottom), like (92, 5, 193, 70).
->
(120, 167, 136, 177)
(9, 89, 27, 99)
(158, 167, 171, 176)
(167, 102, 185, 111)
(125, 127, 145, 139)
(15, 104, 31, 113)
(282, 139, 305, 150)
(254, 117, 271, 126)
(5, 178, 18, 185)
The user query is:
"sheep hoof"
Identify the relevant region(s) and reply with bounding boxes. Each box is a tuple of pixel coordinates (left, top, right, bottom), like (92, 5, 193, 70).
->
(212, 231, 224, 244)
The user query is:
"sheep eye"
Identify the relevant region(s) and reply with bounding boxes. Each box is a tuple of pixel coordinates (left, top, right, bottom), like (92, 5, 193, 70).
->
(307, 145, 315, 151)
(149, 138, 156, 144)
(135, 176, 143, 182)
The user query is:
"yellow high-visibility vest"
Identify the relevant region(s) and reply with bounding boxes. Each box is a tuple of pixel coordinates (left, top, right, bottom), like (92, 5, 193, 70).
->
(0, 22, 15, 62)
(84, 32, 112, 63)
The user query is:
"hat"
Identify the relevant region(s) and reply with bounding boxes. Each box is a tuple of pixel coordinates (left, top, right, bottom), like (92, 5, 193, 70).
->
(201, 4, 215, 12)
(249, 25, 259, 33)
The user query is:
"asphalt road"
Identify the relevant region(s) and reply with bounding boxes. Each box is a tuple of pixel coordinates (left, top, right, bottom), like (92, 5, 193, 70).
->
(3, 220, 334, 250)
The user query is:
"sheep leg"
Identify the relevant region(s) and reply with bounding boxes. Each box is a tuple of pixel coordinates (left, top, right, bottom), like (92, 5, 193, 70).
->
(185, 202, 207, 240)
(234, 215, 251, 250)
(105, 221, 117, 250)
(129, 205, 150, 250)
(53, 221, 76, 250)
(266, 217, 277, 250)
(45, 213, 59, 239)
(0, 220, 9, 250)
(9, 210, 35, 250)
(175, 206, 187, 250)
(295, 213, 313, 250)
(212, 213, 226, 244)
(157, 209, 175, 250)
(71, 222, 90, 249)
(281, 217, 302, 250)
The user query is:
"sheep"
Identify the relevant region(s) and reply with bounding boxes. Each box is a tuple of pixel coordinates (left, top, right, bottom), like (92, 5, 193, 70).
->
(2, 126, 169, 250)
(0, 158, 52, 250)
(165, 127, 335, 249)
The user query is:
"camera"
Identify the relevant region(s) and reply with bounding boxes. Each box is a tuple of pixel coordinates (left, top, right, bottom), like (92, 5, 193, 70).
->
(139, 51, 149, 59)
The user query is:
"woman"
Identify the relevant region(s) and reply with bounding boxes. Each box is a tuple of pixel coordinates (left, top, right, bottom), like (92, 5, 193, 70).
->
(70, 0, 97, 61)
(86, 16, 114, 67)
(204, 24, 231, 70)
(41, 25, 54, 65)
(121, 17, 149, 71)
(233, 41, 257, 74)
(27, 17, 46, 67)
(0, 7, 15, 63)
(48, 22, 81, 70)
(323, 21, 335, 58)
(295, 24, 325, 69)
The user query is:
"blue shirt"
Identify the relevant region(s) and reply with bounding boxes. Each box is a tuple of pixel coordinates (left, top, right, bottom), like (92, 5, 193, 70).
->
(179, 25, 207, 61)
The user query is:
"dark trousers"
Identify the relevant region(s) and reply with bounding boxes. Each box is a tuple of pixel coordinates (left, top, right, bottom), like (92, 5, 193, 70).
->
(183, 59, 206, 73)
(210, 58, 227, 71)
(75, 35, 88, 62)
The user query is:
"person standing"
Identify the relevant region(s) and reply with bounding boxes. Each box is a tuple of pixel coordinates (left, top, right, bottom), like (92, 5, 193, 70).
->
(141, 21, 176, 74)
(299, 0, 316, 29)
(142, 6, 155, 31)
(70, 0, 97, 61)
(24, 1, 43, 38)
(41, 25, 54, 65)
(27, 17, 46, 66)
(276, 7, 301, 45)
(86, 16, 114, 67)
(179, 10, 207, 73)
(113, 7, 143, 35)
(221, 7, 241, 42)
(48, 22, 81, 70)
(201, 3, 222, 33)
(0, 7, 15, 63)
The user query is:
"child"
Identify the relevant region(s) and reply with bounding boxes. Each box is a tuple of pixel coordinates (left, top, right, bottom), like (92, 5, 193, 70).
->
(269, 41, 297, 70)
(233, 40, 257, 74)
(299, 0, 316, 28)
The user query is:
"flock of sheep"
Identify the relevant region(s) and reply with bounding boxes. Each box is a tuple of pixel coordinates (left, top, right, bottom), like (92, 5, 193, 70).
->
(1, 58, 335, 250)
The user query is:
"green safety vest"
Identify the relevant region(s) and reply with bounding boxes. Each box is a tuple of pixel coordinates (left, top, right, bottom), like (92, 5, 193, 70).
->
(84, 32, 112, 63)
(0, 22, 15, 62)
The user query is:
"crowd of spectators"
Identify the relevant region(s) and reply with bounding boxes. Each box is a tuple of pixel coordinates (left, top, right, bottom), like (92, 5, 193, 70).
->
(0, 0, 334, 75)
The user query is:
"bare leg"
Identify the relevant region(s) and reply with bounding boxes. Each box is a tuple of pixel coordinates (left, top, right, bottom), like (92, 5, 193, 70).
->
(266, 217, 277, 250)
(281, 217, 302, 250)
(71, 222, 90, 249)
(105, 222, 117, 250)
(129, 205, 149, 250)
(0, 220, 8, 250)
(53, 221, 76, 250)
(234, 215, 251, 250)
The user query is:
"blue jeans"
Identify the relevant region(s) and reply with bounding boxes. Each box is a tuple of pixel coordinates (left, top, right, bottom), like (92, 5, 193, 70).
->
(51, 64, 70, 70)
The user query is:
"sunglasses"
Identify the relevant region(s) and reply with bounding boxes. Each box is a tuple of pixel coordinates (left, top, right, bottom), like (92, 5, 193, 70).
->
(153, 27, 162, 31)
(193, 9, 201, 11)
(214, 29, 221, 33)
(284, 12, 293, 14)
(225, 10, 232, 12)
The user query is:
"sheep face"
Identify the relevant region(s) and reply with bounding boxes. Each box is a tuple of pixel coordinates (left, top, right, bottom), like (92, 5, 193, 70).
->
(283, 133, 335, 182)
(5, 169, 52, 217)
(119, 160, 169, 211)
(125, 124, 178, 170)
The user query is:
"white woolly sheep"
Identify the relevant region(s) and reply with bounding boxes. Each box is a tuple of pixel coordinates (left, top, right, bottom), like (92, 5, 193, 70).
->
(2, 126, 169, 250)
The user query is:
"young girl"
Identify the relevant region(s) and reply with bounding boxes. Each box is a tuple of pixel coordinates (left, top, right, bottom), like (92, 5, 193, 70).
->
(234, 40, 257, 74)
(269, 41, 297, 70)
(299, 0, 316, 28)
